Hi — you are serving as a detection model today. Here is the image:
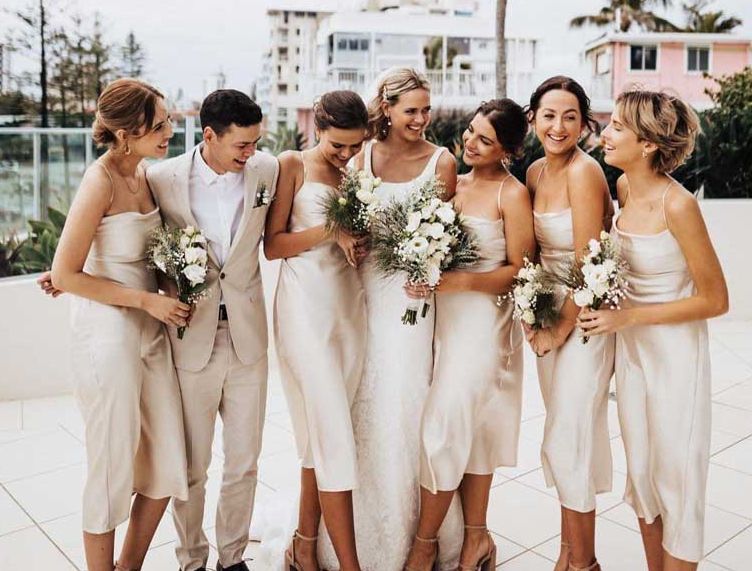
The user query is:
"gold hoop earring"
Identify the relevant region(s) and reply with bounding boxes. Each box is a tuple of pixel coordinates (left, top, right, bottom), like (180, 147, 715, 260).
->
(124, 142, 131, 156)
(641, 150, 648, 159)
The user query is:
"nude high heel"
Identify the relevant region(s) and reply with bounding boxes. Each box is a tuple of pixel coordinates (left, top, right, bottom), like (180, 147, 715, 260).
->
(285, 530, 319, 571)
(458, 524, 496, 571)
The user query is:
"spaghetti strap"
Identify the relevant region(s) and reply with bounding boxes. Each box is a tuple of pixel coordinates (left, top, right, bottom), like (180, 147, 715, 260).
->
(363, 141, 374, 176)
(661, 178, 674, 231)
(497, 174, 511, 217)
(534, 161, 546, 189)
(94, 160, 116, 210)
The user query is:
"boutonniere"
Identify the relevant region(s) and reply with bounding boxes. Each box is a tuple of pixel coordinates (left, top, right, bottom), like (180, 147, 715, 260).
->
(253, 181, 272, 207)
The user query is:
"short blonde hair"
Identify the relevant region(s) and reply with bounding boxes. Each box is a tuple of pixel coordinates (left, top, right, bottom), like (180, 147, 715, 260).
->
(615, 89, 700, 173)
(367, 67, 431, 140)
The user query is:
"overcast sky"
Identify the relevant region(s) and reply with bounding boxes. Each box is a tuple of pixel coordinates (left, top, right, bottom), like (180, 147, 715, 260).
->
(2, 0, 751, 103)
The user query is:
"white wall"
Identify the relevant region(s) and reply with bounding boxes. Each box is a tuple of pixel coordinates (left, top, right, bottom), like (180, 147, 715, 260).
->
(0, 199, 749, 402)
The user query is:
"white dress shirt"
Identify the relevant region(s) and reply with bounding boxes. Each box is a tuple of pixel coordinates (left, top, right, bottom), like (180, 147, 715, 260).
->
(189, 145, 245, 268)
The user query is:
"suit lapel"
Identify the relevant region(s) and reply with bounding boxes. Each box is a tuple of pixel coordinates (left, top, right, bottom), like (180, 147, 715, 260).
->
(173, 147, 220, 269)
(224, 158, 260, 265)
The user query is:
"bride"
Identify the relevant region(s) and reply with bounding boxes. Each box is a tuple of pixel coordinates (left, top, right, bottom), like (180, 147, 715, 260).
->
(317, 67, 463, 571)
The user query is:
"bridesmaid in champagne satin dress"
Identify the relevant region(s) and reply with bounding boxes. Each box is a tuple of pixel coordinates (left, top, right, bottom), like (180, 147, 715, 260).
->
(264, 90, 368, 571)
(581, 90, 727, 569)
(525, 77, 615, 571)
(404, 99, 534, 571)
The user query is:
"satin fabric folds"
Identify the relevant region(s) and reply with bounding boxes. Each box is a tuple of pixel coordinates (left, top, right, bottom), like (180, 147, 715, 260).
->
(274, 180, 366, 492)
(70, 208, 188, 534)
(613, 213, 711, 563)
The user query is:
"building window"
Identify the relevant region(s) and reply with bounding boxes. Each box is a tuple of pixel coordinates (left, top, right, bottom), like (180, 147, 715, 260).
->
(337, 38, 347, 51)
(359, 39, 369, 51)
(283, 11, 288, 24)
(595, 50, 610, 75)
(630, 45, 657, 71)
(349, 38, 359, 50)
(296, 28, 301, 36)
(687, 46, 710, 72)
(278, 84, 288, 95)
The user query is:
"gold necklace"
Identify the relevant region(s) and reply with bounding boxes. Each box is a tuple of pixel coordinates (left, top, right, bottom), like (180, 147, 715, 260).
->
(105, 156, 141, 195)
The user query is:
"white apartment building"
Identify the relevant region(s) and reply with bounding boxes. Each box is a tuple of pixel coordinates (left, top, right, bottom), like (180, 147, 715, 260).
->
(260, 1, 539, 137)
(0, 44, 11, 94)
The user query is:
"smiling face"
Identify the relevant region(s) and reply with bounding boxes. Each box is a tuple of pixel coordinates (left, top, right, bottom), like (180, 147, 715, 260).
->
(202, 122, 262, 174)
(462, 113, 505, 168)
(317, 126, 367, 169)
(384, 88, 431, 142)
(532, 89, 584, 157)
(601, 105, 652, 170)
(122, 98, 173, 159)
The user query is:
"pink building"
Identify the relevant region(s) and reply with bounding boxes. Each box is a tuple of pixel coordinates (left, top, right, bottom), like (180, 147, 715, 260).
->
(584, 31, 752, 113)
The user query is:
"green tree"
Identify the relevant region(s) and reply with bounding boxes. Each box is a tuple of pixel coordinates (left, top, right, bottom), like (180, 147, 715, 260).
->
(120, 31, 146, 78)
(570, 0, 679, 32)
(682, 1, 742, 33)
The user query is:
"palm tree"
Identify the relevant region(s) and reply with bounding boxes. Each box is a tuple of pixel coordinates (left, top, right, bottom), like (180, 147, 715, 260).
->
(570, 0, 679, 32)
(495, 0, 507, 97)
(683, 1, 742, 33)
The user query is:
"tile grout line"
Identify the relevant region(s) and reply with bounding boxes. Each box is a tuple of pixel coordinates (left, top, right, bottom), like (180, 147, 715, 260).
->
(710, 433, 752, 459)
(0, 481, 82, 570)
(704, 520, 752, 560)
(1, 460, 86, 486)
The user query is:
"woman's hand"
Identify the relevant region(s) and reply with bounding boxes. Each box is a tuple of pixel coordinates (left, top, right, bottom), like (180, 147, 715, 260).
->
(142, 293, 192, 327)
(335, 231, 361, 267)
(577, 306, 633, 336)
(404, 282, 432, 299)
(433, 271, 468, 294)
(524, 322, 570, 357)
(37, 271, 64, 297)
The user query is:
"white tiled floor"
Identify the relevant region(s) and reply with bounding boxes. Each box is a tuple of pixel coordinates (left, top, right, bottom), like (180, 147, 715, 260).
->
(1, 320, 752, 570)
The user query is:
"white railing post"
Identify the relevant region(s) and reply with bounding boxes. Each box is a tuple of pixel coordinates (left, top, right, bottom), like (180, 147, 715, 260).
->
(184, 115, 196, 152)
(84, 133, 93, 166)
(32, 132, 41, 220)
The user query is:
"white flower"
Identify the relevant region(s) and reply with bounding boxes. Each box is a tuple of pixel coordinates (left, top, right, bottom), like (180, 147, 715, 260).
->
(373, 177, 382, 187)
(426, 262, 442, 286)
(600, 230, 610, 240)
(356, 189, 377, 205)
(184, 247, 208, 265)
(153, 255, 167, 273)
(338, 197, 347, 206)
(435, 205, 456, 224)
(602, 258, 617, 274)
(182, 264, 207, 286)
(424, 222, 445, 240)
(588, 238, 602, 255)
(179, 234, 191, 249)
(522, 309, 536, 325)
(408, 236, 429, 256)
(573, 288, 595, 307)
(191, 233, 207, 245)
(184, 225, 196, 235)
(515, 293, 531, 310)
(406, 211, 422, 233)
(359, 176, 374, 194)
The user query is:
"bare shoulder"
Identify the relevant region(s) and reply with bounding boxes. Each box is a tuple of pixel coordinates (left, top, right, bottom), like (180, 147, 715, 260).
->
(615, 174, 629, 206)
(568, 152, 605, 182)
(503, 175, 531, 201)
(526, 157, 546, 188)
(277, 150, 302, 169)
(436, 147, 457, 170)
(665, 182, 701, 222)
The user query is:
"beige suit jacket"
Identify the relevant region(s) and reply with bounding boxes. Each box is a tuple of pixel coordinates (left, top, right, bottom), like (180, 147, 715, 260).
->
(147, 147, 279, 372)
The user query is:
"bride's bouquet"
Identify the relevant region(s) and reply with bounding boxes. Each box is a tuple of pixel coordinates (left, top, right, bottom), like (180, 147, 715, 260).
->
(370, 176, 479, 325)
(567, 231, 629, 343)
(503, 256, 560, 329)
(148, 225, 211, 339)
(321, 169, 382, 236)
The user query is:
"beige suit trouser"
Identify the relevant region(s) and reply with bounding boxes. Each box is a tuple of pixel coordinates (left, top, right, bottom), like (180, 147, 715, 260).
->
(173, 322, 267, 571)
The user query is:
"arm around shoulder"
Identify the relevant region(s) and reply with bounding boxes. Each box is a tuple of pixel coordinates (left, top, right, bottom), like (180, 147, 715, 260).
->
(436, 149, 458, 199)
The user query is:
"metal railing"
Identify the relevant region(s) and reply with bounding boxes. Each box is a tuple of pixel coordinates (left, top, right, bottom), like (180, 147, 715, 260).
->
(0, 118, 200, 235)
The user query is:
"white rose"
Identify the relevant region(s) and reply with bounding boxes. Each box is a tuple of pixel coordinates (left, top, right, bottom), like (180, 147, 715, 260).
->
(372, 177, 382, 187)
(426, 262, 442, 286)
(593, 280, 609, 298)
(408, 236, 429, 256)
(522, 309, 536, 325)
(602, 259, 616, 274)
(406, 211, 422, 233)
(425, 222, 445, 240)
(184, 247, 207, 265)
(515, 294, 531, 310)
(573, 288, 595, 307)
(435, 205, 456, 224)
(182, 264, 207, 286)
(359, 176, 374, 194)
(521, 282, 535, 299)
(588, 238, 602, 255)
(179, 234, 191, 249)
(356, 189, 376, 205)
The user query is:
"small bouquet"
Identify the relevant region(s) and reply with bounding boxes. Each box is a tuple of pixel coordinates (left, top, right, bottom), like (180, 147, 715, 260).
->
(568, 231, 629, 343)
(148, 225, 211, 339)
(321, 169, 382, 235)
(370, 176, 479, 325)
(503, 256, 560, 329)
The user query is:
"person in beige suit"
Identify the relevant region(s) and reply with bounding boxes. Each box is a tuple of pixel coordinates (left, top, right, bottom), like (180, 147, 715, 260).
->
(146, 90, 279, 571)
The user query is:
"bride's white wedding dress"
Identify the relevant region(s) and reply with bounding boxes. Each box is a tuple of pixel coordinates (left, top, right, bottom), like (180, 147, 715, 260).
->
(317, 141, 463, 571)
